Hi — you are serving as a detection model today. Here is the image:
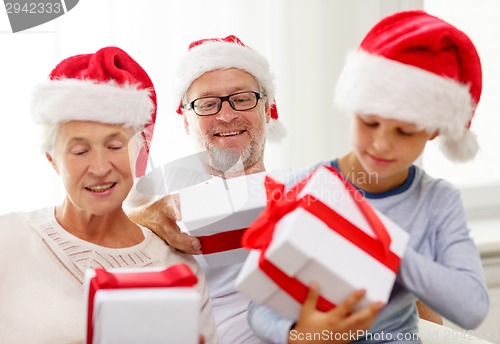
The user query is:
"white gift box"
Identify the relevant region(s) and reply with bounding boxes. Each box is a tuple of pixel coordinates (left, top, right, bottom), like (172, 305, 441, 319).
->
(236, 165, 410, 320)
(84, 266, 200, 344)
(179, 170, 291, 268)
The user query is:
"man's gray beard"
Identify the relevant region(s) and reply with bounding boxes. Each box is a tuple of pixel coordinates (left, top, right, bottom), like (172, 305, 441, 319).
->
(203, 145, 251, 174)
(192, 124, 266, 175)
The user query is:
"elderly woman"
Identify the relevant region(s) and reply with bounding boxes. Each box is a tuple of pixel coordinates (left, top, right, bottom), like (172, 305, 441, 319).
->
(0, 47, 216, 344)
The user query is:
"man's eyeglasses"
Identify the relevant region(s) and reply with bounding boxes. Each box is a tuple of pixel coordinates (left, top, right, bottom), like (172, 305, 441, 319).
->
(185, 91, 265, 116)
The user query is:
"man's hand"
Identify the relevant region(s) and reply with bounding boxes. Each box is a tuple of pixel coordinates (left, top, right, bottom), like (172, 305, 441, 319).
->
(289, 284, 384, 343)
(128, 194, 202, 254)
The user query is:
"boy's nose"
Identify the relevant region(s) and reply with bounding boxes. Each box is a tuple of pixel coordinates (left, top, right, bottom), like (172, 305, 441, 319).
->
(373, 131, 393, 152)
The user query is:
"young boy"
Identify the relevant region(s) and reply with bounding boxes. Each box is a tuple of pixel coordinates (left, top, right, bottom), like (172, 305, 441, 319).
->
(247, 10, 489, 343)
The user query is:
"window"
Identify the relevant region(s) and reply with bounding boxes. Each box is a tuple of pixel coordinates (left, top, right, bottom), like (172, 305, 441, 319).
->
(423, 0, 500, 217)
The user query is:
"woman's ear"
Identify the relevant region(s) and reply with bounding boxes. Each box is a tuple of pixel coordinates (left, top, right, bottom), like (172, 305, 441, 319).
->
(45, 152, 59, 174)
(429, 130, 439, 140)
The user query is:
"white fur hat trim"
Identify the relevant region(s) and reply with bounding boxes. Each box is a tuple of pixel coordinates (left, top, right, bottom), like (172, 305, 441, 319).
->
(334, 50, 478, 162)
(31, 78, 154, 127)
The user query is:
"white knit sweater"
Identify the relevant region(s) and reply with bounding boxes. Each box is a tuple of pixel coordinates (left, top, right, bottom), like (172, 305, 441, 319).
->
(0, 207, 217, 344)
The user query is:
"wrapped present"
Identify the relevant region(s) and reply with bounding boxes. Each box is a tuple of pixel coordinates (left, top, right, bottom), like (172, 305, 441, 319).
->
(84, 264, 200, 344)
(179, 170, 290, 268)
(235, 165, 410, 320)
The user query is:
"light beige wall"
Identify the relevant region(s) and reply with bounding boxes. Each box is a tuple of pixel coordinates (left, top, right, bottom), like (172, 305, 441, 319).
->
(265, 0, 423, 171)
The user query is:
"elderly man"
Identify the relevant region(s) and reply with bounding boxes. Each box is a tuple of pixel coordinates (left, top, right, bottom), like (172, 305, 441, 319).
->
(130, 35, 285, 344)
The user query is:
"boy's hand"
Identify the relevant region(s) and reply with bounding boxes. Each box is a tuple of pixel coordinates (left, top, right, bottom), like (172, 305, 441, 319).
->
(289, 284, 384, 343)
(128, 194, 202, 254)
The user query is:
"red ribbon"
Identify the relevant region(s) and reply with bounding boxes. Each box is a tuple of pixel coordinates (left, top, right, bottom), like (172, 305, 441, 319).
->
(242, 165, 399, 311)
(86, 263, 198, 344)
(242, 173, 314, 251)
(197, 227, 247, 254)
(258, 251, 337, 312)
(195, 173, 314, 254)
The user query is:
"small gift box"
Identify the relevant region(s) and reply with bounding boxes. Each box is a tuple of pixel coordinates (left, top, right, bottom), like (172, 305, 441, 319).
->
(235, 165, 410, 319)
(84, 264, 200, 344)
(179, 170, 290, 268)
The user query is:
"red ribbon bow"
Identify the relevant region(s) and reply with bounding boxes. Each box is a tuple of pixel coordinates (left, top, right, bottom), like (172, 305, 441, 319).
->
(242, 165, 397, 312)
(86, 263, 198, 344)
(242, 175, 308, 251)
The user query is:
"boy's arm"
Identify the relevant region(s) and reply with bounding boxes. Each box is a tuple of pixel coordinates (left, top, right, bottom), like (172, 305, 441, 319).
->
(248, 301, 294, 344)
(398, 187, 489, 329)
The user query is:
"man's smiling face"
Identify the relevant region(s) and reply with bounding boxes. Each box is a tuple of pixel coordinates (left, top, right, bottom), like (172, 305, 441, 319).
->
(183, 68, 269, 175)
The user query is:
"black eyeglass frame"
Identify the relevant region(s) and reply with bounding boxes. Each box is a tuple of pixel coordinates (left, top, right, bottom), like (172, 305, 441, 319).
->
(185, 91, 265, 116)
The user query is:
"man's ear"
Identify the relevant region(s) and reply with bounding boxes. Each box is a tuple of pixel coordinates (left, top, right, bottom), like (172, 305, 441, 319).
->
(264, 102, 271, 123)
(45, 152, 59, 174)
(183, 115, 190, 135)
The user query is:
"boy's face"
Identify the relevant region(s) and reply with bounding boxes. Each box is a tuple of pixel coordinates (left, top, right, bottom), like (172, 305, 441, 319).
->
(351, 114, 436, 181)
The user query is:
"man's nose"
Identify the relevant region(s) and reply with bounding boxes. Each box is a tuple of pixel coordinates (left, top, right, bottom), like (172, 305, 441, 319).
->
(215, 100, 239, 122)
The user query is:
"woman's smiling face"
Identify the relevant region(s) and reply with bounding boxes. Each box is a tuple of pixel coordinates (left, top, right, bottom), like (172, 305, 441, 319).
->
(48, 121, 136, 216)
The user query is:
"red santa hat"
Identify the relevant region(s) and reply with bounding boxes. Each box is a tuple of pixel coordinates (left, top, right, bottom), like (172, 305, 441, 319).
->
(174, 35, 286, 142)
(31, 46, 157, 177)
(334, 10, 482, 162)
